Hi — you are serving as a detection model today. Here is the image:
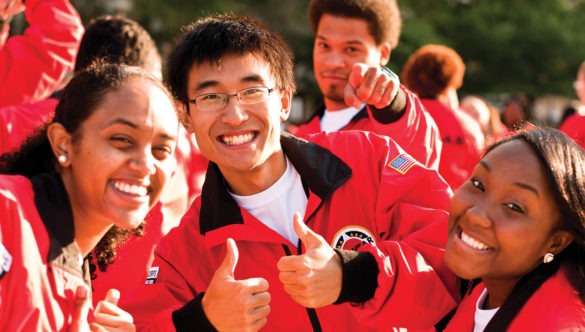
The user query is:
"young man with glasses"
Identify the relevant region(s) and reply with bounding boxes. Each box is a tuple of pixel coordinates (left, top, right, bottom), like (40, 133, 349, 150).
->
(121, 14, 457, 331)
(560, 60, 585, 149)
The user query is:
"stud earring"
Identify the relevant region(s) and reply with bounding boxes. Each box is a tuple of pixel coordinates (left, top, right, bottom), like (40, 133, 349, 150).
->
(58, 155, 67, 164)
(543, 252, 554, 264)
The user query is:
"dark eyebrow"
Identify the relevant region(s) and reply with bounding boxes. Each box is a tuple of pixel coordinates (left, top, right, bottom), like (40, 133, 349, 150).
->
(479, 160, 539, 197)
(514, 182, 540, 197)
(158, 130, 178, 141)
(315, 34, 365, 46)
(102, 118, 178, 141)
(194, 75, 266, 92)
(102, 117, 138, 129)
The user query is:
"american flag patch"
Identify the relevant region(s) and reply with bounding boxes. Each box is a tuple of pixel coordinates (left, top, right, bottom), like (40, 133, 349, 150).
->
(388, 154, 416, 174)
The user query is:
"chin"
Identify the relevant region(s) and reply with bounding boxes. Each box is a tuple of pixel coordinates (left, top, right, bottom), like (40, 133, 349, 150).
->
(113, 210, 148, 230)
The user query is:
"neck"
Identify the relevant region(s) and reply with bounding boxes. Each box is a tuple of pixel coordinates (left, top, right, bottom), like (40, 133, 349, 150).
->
(221, 150, 287, 196)
(437, 88, 459, 110)
(482, 278, 520, 309)
(324, 97, 352, 111)
(61, 173, 112, 256)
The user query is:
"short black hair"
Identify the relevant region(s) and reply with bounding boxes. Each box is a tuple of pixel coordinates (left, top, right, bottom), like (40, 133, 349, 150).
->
(165, 14, 296, 109)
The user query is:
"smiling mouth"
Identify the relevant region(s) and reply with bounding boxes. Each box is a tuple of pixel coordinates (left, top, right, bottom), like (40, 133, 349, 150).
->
(459, 229, 492, 251)
(218, 132, 257, 146)
(112, 180, 149, 197)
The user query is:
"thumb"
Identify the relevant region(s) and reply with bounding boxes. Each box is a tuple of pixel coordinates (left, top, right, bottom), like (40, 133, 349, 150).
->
(104, 288, 121, 305)
(216, 238, 239, 279)
(70, 284, 91, 331)
(293, 212, 323, 249)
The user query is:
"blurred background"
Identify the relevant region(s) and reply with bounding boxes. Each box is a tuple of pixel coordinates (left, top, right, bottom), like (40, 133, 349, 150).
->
(9, 0, 585, 127)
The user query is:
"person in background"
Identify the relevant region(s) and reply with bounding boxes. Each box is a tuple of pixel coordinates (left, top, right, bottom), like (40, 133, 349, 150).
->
(500, 94, 532, 131)
(0, 0, 83, 108)
(443, 128, 585, 331)
(292, 0, 442, 170)
(460, 95, 509, 147)
(120, 14, 457, 331)
(401, 44, 484, 191)
(559, 60, 585, 149)
(0, 15, 160, 155)
(0, 62, 180, 331)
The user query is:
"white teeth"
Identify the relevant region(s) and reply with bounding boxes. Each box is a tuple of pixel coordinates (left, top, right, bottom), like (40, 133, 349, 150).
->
(461, 231, 490, 250)
(221, 133, 254, 145)
(113, 181, 148, 197)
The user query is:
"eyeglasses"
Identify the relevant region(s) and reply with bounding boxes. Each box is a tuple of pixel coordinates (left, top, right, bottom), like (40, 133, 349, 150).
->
(189, 86, 275, 112)
(574, 81, 584, 90)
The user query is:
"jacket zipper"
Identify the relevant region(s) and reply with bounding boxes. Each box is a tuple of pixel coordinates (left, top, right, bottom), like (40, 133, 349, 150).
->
(281, 243, 323, 332)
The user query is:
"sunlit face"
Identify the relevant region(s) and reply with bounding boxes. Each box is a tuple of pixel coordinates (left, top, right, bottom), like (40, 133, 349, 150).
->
(313, 14, 389, 110)
(185, 53, 291, 194)
(445, 139, 562, 288)
(63, 77, 179, 231)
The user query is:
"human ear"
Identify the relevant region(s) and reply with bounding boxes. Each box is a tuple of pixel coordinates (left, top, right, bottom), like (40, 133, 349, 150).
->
(47, 123, 73, 167)
(379, 42, 392, 67)
(178, 102, 194, 133)
(279, 87, 293, 122)
(547, 230, 575, 256)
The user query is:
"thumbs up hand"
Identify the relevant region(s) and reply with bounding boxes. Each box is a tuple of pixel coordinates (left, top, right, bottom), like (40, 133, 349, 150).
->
(277, 213, 342, 308)
(91, 289, 136, 331)
(69, 285, 91, 331)
(203, 238, 271, 331)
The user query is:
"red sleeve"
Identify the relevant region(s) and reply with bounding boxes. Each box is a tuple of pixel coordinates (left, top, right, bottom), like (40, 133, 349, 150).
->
(349, 137, 458, 328)
(0, 98, 57, 155)
(119, 205, 215, 331)
(366, 86, 442, 170)
(0, 0, 83, 108)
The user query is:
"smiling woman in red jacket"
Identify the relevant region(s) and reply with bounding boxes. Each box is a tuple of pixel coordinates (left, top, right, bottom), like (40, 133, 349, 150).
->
(443, 128, 585, 331)
(0, 62, 180, 331)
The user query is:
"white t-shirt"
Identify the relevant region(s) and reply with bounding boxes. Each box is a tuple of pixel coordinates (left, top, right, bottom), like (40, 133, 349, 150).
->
(320, 104, 364, 132)
(230, 157, 307, 245)
(473, 288, 500, 332)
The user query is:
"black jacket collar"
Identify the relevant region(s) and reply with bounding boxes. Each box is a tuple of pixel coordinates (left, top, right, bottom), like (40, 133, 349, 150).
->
(199, 132, 352, 234)
(32, 173, 87, 280)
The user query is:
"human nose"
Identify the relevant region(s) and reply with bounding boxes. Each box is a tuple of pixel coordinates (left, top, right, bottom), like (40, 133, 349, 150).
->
(464, 204, 492, 228)
(129, 147, 157, 176)
(221, 98, 249, 125)
(321, 50, 345, 68)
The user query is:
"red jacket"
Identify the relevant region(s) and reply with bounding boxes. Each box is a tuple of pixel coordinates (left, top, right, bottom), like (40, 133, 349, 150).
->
(560, 115, 585, 150)
(0, 174, 90, 331)
(445, 268, 585, 331)
(420, 99, 484, 190)
(121, 131, 457, 331)
(0, 0, 83, 108)
(292, 86, 442, 170)
(0, 97, 57, 154)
